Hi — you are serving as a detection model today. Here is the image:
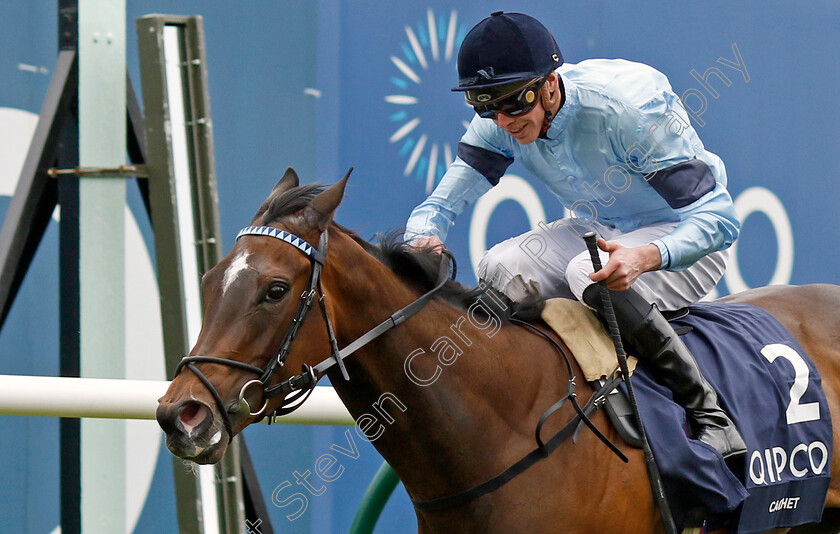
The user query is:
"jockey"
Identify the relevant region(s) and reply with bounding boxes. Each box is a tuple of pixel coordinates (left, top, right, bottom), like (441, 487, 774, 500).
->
(405, 11, 747, 459)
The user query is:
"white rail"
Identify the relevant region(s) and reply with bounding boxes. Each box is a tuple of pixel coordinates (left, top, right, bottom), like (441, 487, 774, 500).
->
(0, 375, 354, 426)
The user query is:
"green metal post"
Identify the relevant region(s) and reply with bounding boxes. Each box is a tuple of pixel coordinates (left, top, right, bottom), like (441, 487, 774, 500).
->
(137, 14, 243, 533)
(348, 461, 401, 534)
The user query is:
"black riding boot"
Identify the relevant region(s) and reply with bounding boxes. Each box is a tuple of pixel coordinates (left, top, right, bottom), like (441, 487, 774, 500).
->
(582, 285, 747, 459)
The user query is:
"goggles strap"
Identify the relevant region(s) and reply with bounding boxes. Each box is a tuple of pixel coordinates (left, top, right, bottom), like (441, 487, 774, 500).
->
(466, 76, 541, 106)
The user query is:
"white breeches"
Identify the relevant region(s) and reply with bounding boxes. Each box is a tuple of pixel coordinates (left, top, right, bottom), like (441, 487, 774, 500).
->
(476, 219, 729, 312)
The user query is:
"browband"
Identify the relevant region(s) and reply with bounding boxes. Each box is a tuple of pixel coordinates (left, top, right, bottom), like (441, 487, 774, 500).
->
(235, 225, 318, 260)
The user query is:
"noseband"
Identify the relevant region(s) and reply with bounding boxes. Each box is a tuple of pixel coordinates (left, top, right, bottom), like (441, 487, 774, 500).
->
(174, 225, 453, 439)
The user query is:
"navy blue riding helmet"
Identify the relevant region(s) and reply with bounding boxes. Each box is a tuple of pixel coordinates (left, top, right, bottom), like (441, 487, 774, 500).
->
(454, 11, 563, 119)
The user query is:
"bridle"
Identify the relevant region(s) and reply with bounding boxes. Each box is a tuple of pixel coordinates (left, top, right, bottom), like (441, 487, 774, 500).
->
(173, 224, 629, 512)
(173, 224, 453, 440)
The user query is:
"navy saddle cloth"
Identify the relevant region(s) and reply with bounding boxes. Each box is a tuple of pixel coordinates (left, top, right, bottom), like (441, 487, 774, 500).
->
(628, 302, 832, 533)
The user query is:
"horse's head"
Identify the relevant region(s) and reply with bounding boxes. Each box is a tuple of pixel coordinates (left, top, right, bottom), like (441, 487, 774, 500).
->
(156, 167, 348, 463)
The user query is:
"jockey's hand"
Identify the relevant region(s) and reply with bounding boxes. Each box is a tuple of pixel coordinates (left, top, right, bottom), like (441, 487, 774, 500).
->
(588, 238, 662, 291)
(410, 235, 445, 255)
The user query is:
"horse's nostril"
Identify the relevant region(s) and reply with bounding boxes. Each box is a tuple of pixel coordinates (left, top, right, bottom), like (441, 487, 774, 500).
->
(178, 401, 211, 435)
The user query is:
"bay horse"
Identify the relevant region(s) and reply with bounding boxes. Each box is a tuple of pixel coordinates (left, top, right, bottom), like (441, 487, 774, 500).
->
(156, 169, 840, 533)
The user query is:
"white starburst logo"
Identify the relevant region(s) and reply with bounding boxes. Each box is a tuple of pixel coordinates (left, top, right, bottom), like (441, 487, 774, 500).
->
(385, 9, 471, 194)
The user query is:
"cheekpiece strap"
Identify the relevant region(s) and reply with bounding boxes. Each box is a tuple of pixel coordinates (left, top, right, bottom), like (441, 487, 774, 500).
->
(236, 225, 318, 260)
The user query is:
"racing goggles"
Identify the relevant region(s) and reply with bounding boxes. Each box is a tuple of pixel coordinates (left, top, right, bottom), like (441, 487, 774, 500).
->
(465, 76, 547, 119)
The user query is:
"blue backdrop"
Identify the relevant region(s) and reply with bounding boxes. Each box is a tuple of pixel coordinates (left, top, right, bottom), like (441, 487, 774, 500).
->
(1, 1, 838, 533)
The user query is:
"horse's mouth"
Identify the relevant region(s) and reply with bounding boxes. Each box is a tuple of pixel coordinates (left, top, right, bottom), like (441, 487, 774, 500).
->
(165, 430, 229, 464)
(157, 397, 234, 463)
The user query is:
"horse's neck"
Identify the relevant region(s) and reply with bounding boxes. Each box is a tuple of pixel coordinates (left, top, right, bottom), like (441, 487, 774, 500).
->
(322, 239, 578, 501)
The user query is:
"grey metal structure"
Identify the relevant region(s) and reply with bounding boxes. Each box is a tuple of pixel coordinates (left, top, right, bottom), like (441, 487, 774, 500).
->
(0, 1, 146, 530)
(0, 3, 271, 532)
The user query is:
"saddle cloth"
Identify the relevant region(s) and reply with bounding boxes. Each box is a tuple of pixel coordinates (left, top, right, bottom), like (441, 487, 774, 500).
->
(541, 299, 832, 533)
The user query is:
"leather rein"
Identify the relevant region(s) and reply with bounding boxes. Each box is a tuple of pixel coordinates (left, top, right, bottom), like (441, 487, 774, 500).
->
(173, 225, 627, 512)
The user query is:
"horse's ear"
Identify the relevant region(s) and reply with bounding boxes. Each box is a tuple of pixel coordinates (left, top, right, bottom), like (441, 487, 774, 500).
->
(252, 168, 300, 223)
(304, 168, 352, 231)
(273, 167, 300, 195)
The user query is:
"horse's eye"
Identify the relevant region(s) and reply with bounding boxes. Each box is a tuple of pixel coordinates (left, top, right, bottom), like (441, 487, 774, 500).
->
(265, 283, 288, 301)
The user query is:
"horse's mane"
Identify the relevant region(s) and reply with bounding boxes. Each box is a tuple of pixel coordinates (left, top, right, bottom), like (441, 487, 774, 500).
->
(256, 183, 325, 222)
(255, 183, 544, 322)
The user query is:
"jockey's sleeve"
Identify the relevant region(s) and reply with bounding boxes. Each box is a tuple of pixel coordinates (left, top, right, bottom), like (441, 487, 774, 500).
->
(616, 88, 740, 271)
(648, 166, 740, 270)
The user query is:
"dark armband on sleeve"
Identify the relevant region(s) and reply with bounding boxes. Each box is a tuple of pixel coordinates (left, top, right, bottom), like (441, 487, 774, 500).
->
(645, 158, 716, 209)
(457, 142, 514, 186)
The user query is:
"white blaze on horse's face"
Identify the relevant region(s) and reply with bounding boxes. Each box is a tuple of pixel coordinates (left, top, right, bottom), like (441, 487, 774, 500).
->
(222, 251, 251, 296)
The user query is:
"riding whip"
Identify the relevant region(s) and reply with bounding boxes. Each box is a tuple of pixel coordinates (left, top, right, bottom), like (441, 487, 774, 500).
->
(583, 231, 677, 534)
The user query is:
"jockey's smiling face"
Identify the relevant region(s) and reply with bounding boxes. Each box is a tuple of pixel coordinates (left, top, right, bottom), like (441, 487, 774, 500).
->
(488, 74, 561, 145)
(492, 101, 545, 145)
